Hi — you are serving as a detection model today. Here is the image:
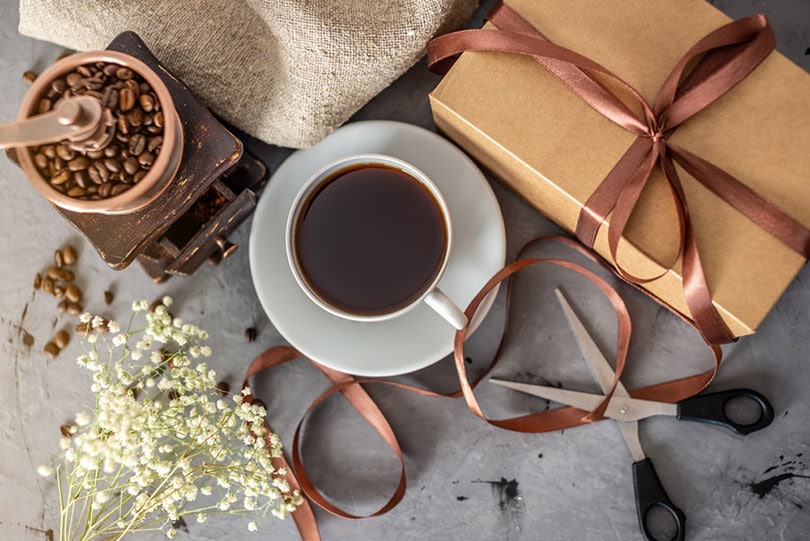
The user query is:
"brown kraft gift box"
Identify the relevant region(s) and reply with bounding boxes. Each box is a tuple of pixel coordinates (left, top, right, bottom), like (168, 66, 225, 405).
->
(429, 0, 810, 338)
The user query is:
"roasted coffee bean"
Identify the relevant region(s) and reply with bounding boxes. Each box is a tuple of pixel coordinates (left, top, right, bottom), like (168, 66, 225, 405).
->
(88, 162, 110, 184)
(133, 171, 147, 184)
(104, 158, 122, 173)
(110, 183, 130, 196)
(216, 380, 230, 396)
(139, 93, 155, 112)
(98, 182, 112, 198)
(119, 87, 135, 112)
(38, 98, 52, 114)
(139, 82, 150, 94)
(104, 290, 114, 305)
(59, 268, 75, 282)
(54, 249, 63, 268)
(62, 245, 77, 265)
(50, 78, 67, 93)
(74, 170, 88, 188)
(66, 302, 83, 315)
(76, 65, 92, 77)
(68, 156, 89, 171)
(53, 285, 65, 299)
(23, 70, 37, 84)
(33, 273, 42, 289)
(44, 342, 60, 358)
(34, 153, 48, 170)
(116, 113, 131, 135)
(54, 330, 70, 349)
(147, 136, 163, 153)
(66, 186, 85, 197)
(83, 78, 104, 91)
(50, 169, 71, 186)
(56, 145, 75, 162)
(123, 156, 139, 175)
(52, 157, 65, 171)
(137, 151, 155, 168)
(85, 90, 104, 100)
(65, 284, 82, 303)
(153, 111, 164, 128)
(103, 144, 120, 158)
(42, 276, 54, 294)
(60, 424, 73, 438)
(66, 72, 83, 88)
(127, 107, 143, 127)
(102, 87, 119, 109)
(124, 79, 140, 96)
(128, 133, 146, 156)
(87, 149, 104, 160)
(116, 67, 133, 80)
(57, 299, 69, 312)
(45, 266, 60, 280)
(42, 145, 56, 159)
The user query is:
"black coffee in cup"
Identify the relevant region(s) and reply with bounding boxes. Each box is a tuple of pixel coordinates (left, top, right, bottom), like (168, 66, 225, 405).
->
(293, 164, 447, 316)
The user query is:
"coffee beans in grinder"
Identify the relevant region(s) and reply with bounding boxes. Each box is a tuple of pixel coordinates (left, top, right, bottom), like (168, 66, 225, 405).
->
(15, 51, 182, 215)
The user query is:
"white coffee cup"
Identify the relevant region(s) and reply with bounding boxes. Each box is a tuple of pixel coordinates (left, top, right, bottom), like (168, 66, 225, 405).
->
(285, 153, 468, 330)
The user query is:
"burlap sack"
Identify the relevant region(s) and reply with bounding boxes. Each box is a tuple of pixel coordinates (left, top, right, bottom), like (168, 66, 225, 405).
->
(19, 0, 477, 148)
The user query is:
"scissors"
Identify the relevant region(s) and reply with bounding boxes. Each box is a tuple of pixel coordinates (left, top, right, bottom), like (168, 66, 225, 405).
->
(490, 289, 774, 541)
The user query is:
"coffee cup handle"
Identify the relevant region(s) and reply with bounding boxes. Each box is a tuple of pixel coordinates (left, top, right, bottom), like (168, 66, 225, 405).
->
(424, 287, 468, 330)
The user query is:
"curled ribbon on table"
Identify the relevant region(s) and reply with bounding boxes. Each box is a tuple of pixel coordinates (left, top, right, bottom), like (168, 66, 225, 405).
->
(427, 2, 810, 346)
(243, 236, 723, 541)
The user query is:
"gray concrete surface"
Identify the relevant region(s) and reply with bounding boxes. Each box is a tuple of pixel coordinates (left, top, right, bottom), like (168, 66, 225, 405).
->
(1, 1, 809, 540)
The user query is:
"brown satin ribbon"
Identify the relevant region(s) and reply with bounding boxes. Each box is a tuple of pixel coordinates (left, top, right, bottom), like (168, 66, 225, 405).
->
(243, 236, 723, 541)
(427, 2, 810, 346)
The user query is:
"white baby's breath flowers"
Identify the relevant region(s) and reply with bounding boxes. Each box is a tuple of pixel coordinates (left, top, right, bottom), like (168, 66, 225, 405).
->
(45, 298, 301, 540)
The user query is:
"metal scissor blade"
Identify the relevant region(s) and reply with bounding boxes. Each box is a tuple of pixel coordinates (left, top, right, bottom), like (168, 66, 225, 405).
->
(489, 379, 605, 410)
(554, 289, 629, 397)
(489, 379, 677, 421)
(554, 289, 650, 463)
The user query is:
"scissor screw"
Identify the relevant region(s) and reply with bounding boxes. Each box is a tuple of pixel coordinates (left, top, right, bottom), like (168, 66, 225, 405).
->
(620, 406, 628, 414)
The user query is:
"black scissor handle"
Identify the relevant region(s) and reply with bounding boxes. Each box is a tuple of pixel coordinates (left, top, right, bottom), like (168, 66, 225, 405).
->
(676, 388, 774, 435)
(633, 458, 686, 541)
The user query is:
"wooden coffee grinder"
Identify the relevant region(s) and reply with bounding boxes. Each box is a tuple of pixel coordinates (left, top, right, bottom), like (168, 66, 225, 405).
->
(3, 32, 267, 282)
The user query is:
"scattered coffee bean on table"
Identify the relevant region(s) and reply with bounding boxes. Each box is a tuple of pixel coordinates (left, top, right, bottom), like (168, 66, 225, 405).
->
(22, 70, 37, 85)
(28, 60, 165, 201)
(65, 284, 82, 303)
(216, 380, 230, 396)
(62, 245, 77, 265)
(43, 341, 60, 358)
(54, 330, 70, 349)
(104, 290, 114, 305)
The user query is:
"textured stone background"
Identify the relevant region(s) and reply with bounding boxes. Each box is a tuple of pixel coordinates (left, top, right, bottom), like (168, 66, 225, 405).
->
(1, 1, 809, 540)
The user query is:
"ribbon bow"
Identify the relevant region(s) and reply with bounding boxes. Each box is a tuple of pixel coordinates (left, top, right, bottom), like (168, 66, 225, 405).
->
(429, 2, 810, 345)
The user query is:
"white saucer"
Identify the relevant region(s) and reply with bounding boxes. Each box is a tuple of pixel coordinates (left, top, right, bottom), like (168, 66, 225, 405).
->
(248, 120, 506, 377)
